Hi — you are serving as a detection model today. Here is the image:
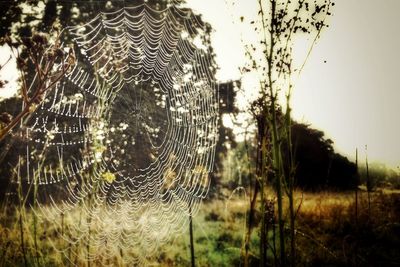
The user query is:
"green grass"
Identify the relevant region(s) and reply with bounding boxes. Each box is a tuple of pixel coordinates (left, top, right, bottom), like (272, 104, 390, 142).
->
(1, 189, 399, 266)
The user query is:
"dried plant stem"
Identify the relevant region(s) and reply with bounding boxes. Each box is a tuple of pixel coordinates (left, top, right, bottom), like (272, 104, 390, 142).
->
(33, 179, 40, 266)
(260, 116, 268, 267)
(189, 202, 195, 267)
(365, 150, 371, 219)
(17, 167, 28, 267)
(355, 148, 359, 267)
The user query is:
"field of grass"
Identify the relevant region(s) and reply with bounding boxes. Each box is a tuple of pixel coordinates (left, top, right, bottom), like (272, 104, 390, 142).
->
(1, 188, 399, 266)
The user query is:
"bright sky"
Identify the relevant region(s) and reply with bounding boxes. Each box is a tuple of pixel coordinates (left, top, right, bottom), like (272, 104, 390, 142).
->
(0, 45, 18, 99)
(186, 0, 400, 169)
(0, 0, 398, 168)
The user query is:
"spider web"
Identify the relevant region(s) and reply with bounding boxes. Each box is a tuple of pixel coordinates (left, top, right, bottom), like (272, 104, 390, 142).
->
(20, 1, 218, 265)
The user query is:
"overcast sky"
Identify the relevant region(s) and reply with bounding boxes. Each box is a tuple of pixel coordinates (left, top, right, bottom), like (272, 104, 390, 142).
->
(186, 0, 400, 169)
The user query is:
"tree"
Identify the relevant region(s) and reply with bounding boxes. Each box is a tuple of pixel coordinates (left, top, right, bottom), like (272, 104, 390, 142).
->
(221, 122, 358, 191)
(0, 0, 219, 191)
(0, 1, 220, 266)
(287, 123, 357, 190)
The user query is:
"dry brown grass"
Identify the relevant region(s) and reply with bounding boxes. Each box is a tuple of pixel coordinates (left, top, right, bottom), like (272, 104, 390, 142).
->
(1, 188, 399, 266)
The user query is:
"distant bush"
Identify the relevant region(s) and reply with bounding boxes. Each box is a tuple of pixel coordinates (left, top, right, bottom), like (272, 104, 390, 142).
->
(288, 123, 357, 190)
(388, 175, 400, 189)
(205, 210, 220, 221)
(359, 162, 400, 190)
(221, 123, 359, 191)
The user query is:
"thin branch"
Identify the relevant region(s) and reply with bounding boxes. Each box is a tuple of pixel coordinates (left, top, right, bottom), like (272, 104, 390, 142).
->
(0, 33, 73, 142)
(297, 0, 332, 76)
(0, 55, 12, 71)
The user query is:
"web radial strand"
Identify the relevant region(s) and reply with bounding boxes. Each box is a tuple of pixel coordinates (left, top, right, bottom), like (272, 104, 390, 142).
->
(21, 1, 218, 265)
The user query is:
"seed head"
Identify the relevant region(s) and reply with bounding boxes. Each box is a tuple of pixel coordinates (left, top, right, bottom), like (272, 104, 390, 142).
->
(0, 80, 8, 89)
(32, 33, 48, 45)
(21, 37, 33, 49)
(16, 56, 28, 70)
(54, 48, 64, 58)
(0, 112, 12, 124)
